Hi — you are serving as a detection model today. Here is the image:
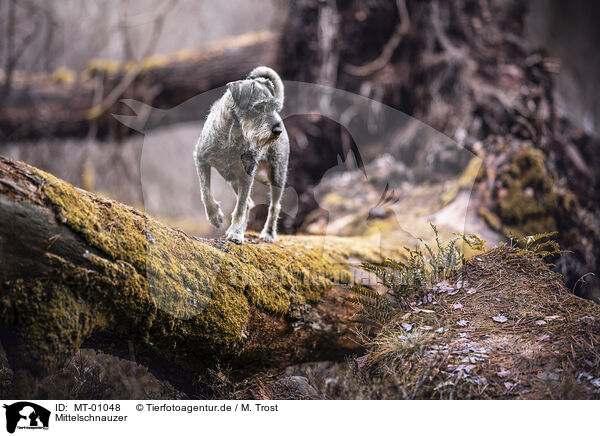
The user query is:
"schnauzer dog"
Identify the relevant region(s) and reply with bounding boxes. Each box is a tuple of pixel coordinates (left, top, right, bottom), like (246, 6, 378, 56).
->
(193, 66, 289, 244)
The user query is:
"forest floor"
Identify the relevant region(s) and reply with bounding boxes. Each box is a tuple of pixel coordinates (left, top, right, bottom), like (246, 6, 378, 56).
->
(229, 246, 600, 400)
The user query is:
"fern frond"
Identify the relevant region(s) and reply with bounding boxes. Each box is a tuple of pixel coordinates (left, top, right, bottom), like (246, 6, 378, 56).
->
(422, 240, 435, 261)
(525, 231, 559, 242)
(430, 223, 441, 249)
(512, 231, 562, 260)
(348, 285, 388, 303)
(383, 258, 408, 271)
(347, 223, 487, 327)
(445, 237, 460, 270)
(345, 285, 393, 324)
(458, 233, 486, 251)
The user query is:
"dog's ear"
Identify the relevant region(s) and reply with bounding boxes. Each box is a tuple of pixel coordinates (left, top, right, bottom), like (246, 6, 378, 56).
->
(227, 80, 254, 110)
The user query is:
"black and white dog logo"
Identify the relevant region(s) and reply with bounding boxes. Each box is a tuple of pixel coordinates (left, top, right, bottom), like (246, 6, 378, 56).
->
(3, 402, 50, 433)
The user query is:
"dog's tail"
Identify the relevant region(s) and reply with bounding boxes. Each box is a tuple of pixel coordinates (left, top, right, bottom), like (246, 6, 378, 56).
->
(248, 66, 284, 111)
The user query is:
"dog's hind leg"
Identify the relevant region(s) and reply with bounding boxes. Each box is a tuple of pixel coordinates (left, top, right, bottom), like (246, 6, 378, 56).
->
(221, 173, 255, 230)
(245, 197, 255, 227)
(260, 184, 283, 243)
(195, 158, 224, 228)
(225, 166, 257, 244)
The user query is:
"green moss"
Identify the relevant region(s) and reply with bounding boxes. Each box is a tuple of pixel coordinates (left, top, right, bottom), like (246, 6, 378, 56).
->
(140, 54, 171, 71)
(508, 148, 548, 188)
(229, 241, 343, 312)
(85, 59, 123, 77)
(43, 173, 148, 272)
(0, 257, 97, 375)
(496, 147, 559, 237)
(50, 67, 76, 85)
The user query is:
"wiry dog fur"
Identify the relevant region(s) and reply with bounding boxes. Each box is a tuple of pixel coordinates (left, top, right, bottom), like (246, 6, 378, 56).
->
(193, 66, 289, 244)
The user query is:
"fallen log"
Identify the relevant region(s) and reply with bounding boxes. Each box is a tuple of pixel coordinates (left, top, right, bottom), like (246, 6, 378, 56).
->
(0, 31, 278, 141)
(0, 155, 387, 397)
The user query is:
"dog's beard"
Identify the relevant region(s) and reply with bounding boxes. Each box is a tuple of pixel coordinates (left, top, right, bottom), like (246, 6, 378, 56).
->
(241, 120, 276, 147)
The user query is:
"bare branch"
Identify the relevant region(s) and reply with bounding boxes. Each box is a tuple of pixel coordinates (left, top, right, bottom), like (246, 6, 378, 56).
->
(1, 0, 41, 98)
(343, 0, 410, 77)
(118, 0, 136, 61)
(87, 0, 179, 121)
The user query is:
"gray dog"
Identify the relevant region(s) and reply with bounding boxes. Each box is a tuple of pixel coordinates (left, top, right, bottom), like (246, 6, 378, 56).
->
(193, 66, 289, 244)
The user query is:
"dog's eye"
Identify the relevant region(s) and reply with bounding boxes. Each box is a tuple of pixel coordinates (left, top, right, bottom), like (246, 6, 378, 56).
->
(254, 103, 266, 111)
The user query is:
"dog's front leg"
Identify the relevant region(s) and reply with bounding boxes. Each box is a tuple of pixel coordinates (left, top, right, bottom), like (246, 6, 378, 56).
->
(226, 166, 257, 244)
(196, 160, 224, 228)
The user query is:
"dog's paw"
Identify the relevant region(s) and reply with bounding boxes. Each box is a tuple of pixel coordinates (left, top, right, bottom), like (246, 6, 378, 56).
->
(260, 231, 276, 243)
(207, 206, 224, 228)
(225, 226, 245, 244)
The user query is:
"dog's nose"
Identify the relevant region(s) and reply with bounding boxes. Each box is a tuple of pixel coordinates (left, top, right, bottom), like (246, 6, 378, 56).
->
(272, 124, 283, 136)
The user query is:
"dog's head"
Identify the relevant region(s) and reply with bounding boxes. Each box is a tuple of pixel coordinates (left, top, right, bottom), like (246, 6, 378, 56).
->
(227, 77, 284, 147)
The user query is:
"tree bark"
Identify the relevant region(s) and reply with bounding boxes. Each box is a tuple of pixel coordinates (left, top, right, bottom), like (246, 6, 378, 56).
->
(0, 155, 380, 397)
(0, 31, 278, 141)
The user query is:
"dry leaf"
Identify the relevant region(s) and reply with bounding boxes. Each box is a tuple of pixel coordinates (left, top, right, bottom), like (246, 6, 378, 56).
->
(401, 322, 413, 331)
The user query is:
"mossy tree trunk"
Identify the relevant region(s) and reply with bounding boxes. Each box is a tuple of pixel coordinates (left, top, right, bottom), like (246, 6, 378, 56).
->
(0, 155, 383, 397)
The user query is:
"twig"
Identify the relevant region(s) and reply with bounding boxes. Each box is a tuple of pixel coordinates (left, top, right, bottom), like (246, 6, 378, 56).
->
(572, 272, 596, 293)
